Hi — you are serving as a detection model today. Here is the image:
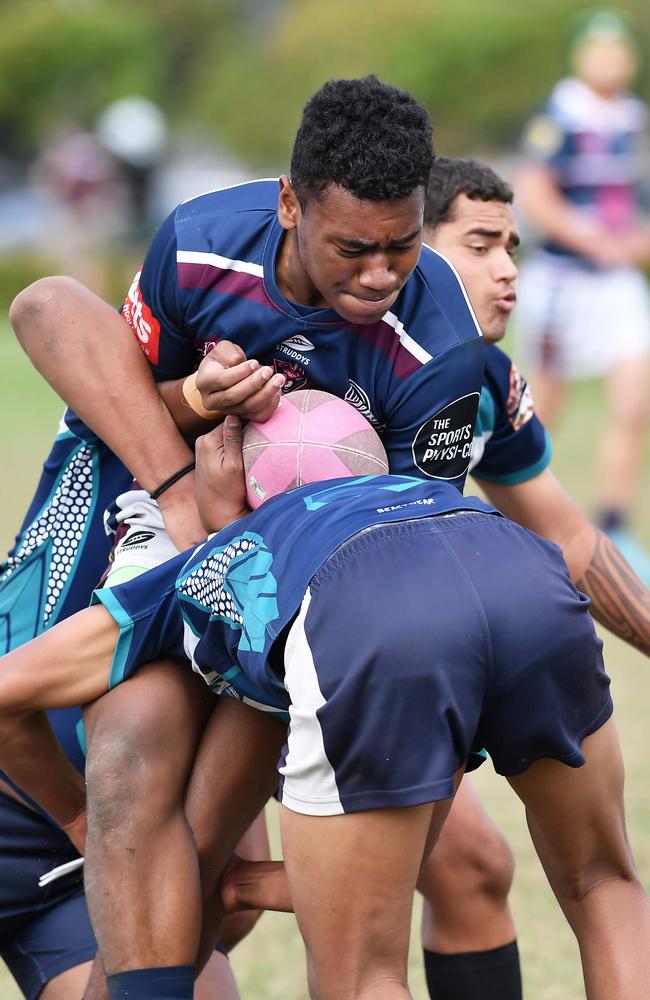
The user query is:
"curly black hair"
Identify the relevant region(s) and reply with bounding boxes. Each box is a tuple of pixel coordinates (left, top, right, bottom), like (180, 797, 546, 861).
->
(425, 157, 513, 228)
(290, 75, 434, 204)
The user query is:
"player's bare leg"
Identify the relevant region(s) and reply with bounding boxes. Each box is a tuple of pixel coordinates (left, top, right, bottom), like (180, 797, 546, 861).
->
(508, 718, 650, 999)
(418, 778, 515, 951)
(417, 777, 520, 998)
(598, 357, 650, 521)
(82, 660, 213, 973)
(279, 781, 459, 1000)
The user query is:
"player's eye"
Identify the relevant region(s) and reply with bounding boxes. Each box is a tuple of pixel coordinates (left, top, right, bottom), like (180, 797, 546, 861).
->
(337, 247, 366, 258)
(470, 244, 488, 254)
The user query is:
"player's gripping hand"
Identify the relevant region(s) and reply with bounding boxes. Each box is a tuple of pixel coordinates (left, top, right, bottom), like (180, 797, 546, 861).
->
(196, 341, 286, 422)
(195, 416, 251, 534)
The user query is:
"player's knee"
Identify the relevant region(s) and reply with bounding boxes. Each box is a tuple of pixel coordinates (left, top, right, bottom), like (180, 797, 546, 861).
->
(423, 825, 514, 908)
(9, 276, 79, 342)
(85, 731, 147, 838)
(551, 849, 640, 905)
(85, 718, 182, 839)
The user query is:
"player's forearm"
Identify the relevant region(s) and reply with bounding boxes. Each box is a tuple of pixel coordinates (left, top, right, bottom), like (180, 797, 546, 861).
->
(221, 857, 292, 914)
(576, 529, 650, 658)
(10, 276, 194, 491)
(0, 709, 86, 832)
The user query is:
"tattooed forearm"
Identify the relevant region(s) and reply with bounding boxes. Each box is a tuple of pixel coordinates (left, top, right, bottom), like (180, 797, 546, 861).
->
(576, 530, 650, 657)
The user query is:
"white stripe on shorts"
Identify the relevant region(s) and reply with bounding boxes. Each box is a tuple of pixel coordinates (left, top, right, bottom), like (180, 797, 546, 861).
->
(279, 588, 344, 816)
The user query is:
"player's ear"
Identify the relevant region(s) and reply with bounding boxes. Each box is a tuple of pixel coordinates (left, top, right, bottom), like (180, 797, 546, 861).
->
(278, 175, 302, 231)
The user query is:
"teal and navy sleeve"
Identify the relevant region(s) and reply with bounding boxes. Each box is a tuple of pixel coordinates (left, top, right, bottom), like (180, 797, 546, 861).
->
(471, 345, 551, 486)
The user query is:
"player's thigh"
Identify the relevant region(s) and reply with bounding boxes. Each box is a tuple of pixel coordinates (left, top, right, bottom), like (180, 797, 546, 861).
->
(83, 659, 213, 816)
(280, 800, 438, 993)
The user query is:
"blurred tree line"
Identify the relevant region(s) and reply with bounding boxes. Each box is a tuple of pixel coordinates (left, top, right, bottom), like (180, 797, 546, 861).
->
(1, 0, 648, 170)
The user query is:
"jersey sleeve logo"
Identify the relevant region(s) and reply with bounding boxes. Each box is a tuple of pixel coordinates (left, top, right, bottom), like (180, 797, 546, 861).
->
(123, 270, 161, 365)
(412, 393, 479, 480)
(506, 363, 534, 431)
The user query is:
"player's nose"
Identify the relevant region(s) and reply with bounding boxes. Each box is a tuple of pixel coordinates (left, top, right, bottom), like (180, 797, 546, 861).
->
(358, 262, 397, 295)
(494, 249, 518, 283)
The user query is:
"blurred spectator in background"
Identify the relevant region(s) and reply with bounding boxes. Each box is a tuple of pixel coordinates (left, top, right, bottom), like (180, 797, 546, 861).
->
(514, 8, 650, 582)
(30, 126, 128, 296)
(96, 96, 168, 241)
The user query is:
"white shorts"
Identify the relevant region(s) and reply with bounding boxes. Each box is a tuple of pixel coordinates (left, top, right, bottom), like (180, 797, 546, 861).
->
(515, 252, 650, 380)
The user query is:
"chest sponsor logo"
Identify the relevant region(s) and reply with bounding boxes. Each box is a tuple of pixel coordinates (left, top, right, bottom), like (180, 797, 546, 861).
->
(506, 363, 534, 431)
(344, 380, 384, 431)
(273, 358, 312, 392)
(276, 333, 314, 367)
(123, 271, 161, 365)
(412, 393, 479, 480)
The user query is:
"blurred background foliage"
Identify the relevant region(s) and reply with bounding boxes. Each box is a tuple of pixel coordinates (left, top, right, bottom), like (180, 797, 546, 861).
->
(0, 0, 648, 305)
(1, 0, 648, 165)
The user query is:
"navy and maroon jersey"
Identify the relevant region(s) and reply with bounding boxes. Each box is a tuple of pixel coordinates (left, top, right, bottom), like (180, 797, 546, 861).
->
(123, 178, 484, 486)
(521, 76, 649, 265)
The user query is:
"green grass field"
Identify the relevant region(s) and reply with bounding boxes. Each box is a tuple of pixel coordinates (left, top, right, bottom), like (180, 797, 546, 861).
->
(1, 323, 649, 998)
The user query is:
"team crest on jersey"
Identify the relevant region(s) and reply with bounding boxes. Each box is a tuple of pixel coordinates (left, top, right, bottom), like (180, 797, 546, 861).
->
(123, 271, 161, 365)
(273, 358, 312, 392)
(344, 380, 384, 431)
(506, 363, 534, 431)
(198, 337, 221, 358)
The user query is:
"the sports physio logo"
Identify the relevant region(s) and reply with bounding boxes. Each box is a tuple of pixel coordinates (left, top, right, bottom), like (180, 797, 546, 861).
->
(123, 271, 161, 364)
(412, 393, 479, 480)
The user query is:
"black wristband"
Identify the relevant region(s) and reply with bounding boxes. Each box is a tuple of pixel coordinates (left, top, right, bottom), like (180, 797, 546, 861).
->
(150, 461, 196, 501)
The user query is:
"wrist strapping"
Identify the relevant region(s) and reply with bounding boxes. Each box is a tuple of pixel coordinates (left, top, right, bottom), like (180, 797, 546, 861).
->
(150, 461, 196, 501)
(182, 372, 222, 421)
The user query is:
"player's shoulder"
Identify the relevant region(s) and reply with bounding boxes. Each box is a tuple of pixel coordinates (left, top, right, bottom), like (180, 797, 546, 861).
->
(174, 178, 279, 224)
(394, 244, 482, 354)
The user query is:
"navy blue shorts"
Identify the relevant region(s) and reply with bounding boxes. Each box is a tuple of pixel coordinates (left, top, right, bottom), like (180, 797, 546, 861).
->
(277, 512, 612, 815)
(0, 792, 95, 999)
